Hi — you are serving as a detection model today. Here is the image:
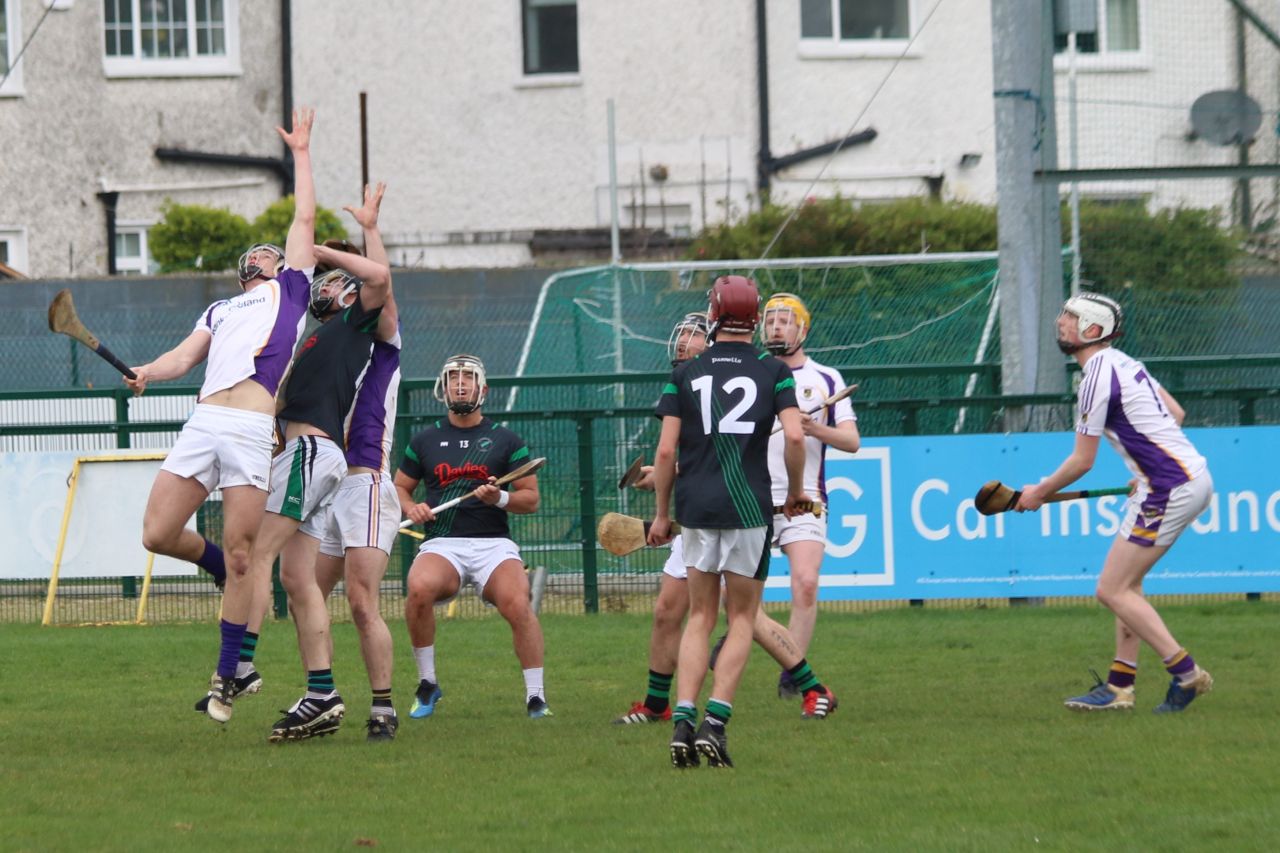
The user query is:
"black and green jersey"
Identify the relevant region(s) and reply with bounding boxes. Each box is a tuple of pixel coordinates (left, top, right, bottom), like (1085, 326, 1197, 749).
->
(397, 416, 530, 539)
(655, 340, 797, 529)
(278, 291, 381, 445)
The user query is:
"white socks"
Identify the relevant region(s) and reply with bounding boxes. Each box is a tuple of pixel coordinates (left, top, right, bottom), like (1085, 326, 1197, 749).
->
(413, 645, 436, 684)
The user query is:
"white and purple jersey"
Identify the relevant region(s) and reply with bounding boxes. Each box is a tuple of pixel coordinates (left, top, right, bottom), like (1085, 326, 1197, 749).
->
(195, 266, 313, 400)
(1076, 347, 1207, 492)
(343, 330, 401, 472)
(767, 357, 856, 505)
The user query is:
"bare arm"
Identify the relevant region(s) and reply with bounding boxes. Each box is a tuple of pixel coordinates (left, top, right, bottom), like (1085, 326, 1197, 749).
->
(394, 470, 436, 525)
(314, 244, 391, 312)
(777, 407, 812, 515)
(801, 416, 860, 453)
(278, 108, 317, 271)
(343, 182, 398, 341)
(646, 416, 681, 546)
(1015, 431, 1101, 511)
(125, 330, 211, 394)
(1159, 386, 1186, 426)
(475, 474, 540, 514)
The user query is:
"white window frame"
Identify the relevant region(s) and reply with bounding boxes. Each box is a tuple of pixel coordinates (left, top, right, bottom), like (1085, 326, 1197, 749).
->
(102, 0, 241, 79)
(798, 0, 922, 60)
(1053, 0, 1149, 73)
(515, 0, 581, 88)
(0, 226, 30, 275)
(114, 221, 157, 275)
(0, 0, 24, 97)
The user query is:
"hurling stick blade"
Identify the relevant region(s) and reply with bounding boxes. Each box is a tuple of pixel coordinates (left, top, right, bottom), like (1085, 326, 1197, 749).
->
(617, 454, 644, 490)
(597, 512, 682, 557)
(47, 289, 137, 380)
(398, 456, 547, 529)
(974, 480, 1020, 515)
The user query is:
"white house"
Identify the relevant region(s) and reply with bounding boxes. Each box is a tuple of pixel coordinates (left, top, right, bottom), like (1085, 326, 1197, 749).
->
(1, 0, 1274, 278)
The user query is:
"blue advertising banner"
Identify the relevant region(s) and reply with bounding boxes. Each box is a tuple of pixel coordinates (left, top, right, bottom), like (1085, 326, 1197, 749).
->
(763, 426, 1280, 601)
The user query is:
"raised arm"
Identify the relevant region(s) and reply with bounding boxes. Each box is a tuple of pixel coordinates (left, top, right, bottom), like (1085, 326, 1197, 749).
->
(343, 182, 397, 341)
(277, 107, 317, 271)
(313, 244, 391, 312)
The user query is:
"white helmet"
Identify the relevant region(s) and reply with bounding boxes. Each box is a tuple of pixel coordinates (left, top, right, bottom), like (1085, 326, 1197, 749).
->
(434, 354, 488, 414)
(1061, 292, 1123, 346)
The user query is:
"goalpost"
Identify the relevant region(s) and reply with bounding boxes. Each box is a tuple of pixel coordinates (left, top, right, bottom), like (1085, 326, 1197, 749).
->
(35, 452, 197, 626)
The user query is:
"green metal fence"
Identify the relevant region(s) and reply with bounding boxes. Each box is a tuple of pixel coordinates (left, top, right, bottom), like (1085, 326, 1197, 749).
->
(2, 358, 1278, 624)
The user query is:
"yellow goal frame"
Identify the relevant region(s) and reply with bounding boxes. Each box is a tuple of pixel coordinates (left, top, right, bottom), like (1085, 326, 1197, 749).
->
(42, 453, 168, 626)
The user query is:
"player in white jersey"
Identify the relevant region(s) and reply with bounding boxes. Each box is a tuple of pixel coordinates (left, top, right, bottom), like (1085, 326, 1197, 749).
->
(760, 293, 860, 698)
(1016, 293, 1214, 714)
(126, 108, 320, 723)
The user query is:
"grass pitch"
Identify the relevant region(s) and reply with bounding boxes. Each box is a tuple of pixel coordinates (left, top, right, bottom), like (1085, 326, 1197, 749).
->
(1, 603, 1278, 851)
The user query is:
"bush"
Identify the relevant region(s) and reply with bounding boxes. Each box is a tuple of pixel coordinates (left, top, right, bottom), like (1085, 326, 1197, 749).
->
(251, 196, 349, 248)
(148, 197, 351, 273)
(149, 202, 253, 273)
(690, 196, 998, 259)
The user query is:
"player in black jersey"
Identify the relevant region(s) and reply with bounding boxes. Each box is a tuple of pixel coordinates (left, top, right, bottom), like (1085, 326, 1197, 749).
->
(613, 312, 838, 728)
(648, 275, 812, 769)
(244, 242, 391, 741)
(395, 355, 550, 719)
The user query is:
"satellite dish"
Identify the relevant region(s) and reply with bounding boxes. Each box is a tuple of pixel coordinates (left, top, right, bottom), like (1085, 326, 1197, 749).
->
(1189, 90, 1263, 146)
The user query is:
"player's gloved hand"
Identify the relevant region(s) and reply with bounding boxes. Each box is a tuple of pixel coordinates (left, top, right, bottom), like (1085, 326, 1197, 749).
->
(647, 515, 673, 547)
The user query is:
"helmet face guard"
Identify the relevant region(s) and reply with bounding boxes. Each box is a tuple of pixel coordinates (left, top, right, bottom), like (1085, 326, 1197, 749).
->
(667, 311, 709, 365)
(706, 275, 761, 337)
(760, 292, 811, 356)
(434, 354, 488, 415)
(308, 269, 362, 320)
(1059, 292, 1123, 353)
(237, 243, 284, 287)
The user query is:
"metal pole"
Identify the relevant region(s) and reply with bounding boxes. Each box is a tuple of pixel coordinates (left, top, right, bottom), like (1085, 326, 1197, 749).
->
(607, 99, 621, 264)
(359, 91, 370, 195)
(1067, 31, 1082, 296)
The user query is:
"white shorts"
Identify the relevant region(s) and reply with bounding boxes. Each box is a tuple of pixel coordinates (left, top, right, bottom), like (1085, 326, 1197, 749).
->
(662, 534, 687, 580)
(682, 527, 771, 581)
(771, 510, 826, 548)
(316, 473, 401, 557)
(267, 435, 348, 525)
(161, 404, 275, 492)
(1119, 473, 1213, 548)
(417, 536, 522, 593)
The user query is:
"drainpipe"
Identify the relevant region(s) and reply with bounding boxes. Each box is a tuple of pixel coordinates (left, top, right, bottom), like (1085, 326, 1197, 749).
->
(755, 0, 772, 197)
(97, 191, 120, 275)
(152, 0, 295, 196)
(280, 0, 295, 190)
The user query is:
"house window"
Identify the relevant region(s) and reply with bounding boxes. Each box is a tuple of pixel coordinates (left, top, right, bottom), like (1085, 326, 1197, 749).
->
(102, 0, 241, 78)
(114, 225, 156, 275)
(1054, 0, 1140, 55)
(0, 227, 29, 275)
(0, 0, 24, 97)
(521, 0, 578, 75)
(801, 0, 910, 42)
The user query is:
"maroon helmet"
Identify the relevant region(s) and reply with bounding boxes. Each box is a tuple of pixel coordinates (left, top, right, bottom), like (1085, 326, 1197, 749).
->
(706, 275, 761, 335)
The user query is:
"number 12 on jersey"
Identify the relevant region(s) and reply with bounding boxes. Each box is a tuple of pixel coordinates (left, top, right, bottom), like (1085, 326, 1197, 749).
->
(691, 375, 757, 435)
